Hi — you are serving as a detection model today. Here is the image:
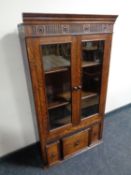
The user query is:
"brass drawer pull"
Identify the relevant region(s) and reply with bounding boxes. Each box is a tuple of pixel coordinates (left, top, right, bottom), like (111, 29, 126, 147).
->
(73, 85, 82, 91)
(73, 86, 78, 91)
(78, 85, 82, 90)
(74, 140, 80, 147)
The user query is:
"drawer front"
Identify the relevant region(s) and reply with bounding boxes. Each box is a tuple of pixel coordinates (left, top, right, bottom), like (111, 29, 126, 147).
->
(90, 123, 101, 144)
(62, 130, 89, 158)
(46, 141, 60, 166)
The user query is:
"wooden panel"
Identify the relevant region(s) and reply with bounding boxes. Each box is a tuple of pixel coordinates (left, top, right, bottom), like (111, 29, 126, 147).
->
(62, 130, 89, 158)
(23, 23, 114, 37)
(99, 36, 112, 116)
(71, 36, 81, 125)
(21, 13, 118, 37)
(47, 114, 101, 142)
(46, 141, 60, 166)
(26, 38, 48, 164)
(90, 123, 101, 145)
(23, 13, 118, 23)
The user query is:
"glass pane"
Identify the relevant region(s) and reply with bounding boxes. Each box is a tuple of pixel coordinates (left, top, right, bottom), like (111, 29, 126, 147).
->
(81, 40, 104, 118)
(42, 43, 70, 72)
(48, 105, 71, 130)
(41, 43, 71, 130)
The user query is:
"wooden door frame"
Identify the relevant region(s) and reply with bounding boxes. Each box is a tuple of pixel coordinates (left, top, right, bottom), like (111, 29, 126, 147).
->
(26, 34, 112, 161)
(26, 38, 48, 164)
(26, 35, 79, 161)
(79, 34, 113, 117)
(39, 35, 80, 128)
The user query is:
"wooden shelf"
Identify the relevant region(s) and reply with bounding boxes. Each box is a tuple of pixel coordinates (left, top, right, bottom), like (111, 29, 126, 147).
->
(83, 71, 101, 77)
(49, 107, 71, 129)
(81, 95, 98, 108)
(81, 91, 98, 100)
(43, 55, 70, 74)
(50, 116, 71, 130)
(48, 97, 70, 110)
(58, 91, 98, 101)
(82, 46, 98, 51)
(81, 104, 99, 119)
(45, 67, 69, 74)
(58, 92, 71, 101)
(82, 61, 100, 68)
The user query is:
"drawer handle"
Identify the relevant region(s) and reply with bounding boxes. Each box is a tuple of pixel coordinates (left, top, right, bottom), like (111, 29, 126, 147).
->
(74, 140, 80, 147)
(78, 85, 82, 90)
(72, 85, 82, 91)
(73, 86, 78, 91)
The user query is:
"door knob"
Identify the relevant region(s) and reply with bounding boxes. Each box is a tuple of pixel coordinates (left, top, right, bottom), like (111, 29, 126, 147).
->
(78, 85, 82, 89)
(73, 86, 78, 91)
(74, 140, 80, 147)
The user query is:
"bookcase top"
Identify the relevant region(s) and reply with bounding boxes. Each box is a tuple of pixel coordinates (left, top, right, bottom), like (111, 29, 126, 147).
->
(22, 13, 118, 24)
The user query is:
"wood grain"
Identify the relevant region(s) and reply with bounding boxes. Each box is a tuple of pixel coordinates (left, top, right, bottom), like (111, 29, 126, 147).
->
(62, 130, 89, 158)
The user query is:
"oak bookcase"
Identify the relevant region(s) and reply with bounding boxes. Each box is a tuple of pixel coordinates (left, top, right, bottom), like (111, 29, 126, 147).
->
(18, 13, 117, 167)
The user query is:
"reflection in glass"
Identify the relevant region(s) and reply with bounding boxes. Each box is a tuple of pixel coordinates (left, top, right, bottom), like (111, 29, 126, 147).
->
(81, 40, 104, 118)
(41, 43, 71, 130)
(42, 43, 71, 72)
(48, 105, 71, 130)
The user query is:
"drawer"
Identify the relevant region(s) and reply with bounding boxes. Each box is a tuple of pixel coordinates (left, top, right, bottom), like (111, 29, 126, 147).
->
(90, 123, 101, 145)
(46, 141, 60, 166)
(62, 130, 89, 158)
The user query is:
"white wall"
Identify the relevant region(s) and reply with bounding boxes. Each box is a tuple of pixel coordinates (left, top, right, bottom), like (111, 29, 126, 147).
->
(0, 0, 131, 157)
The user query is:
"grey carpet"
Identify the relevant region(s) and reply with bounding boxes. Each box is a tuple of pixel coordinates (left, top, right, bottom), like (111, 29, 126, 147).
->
(0, 104, 131, 175)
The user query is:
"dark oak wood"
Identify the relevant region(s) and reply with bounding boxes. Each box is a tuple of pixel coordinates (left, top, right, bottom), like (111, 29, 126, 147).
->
(19, 13, 117, 37)
(18, 13, 117, 167)
(23, 13, 118, 23)
(47, 114, 101, 142)
(90, 122, 101, 145)
(48, 99, 69, 110)
(62, 130, 89, 158)
(46, 141, 60, 166)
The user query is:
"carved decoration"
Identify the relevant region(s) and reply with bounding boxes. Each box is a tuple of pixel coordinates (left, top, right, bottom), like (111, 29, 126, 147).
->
(25, 23, 113, 36)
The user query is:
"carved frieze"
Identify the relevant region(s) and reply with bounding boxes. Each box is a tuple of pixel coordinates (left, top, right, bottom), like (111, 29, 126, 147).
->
(24, 23, 113, 37)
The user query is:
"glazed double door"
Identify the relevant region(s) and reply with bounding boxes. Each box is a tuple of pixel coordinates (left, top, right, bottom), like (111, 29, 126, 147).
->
(27, 34, 111, 131)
